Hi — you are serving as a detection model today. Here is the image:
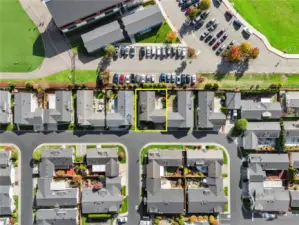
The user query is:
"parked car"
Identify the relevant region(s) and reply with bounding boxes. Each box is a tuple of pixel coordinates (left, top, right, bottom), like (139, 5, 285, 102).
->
(181, 74, 187, 84)
(181, 2, 191, 10)
(220, 33, 228, 42)
(151, 74, 155, 83)
(130, 47, 135, 57)
(160, 72, 166, 82)
(200, 30, 210, 40)
(206, 18, 216, 28)
(140, 74, 146, 83)
(225, 10, 233, 21)
(186, 74, 191, 84)
(119, 74, 125, 83)
(167, 47, 171, 57)
(216, 44, 226, 55)
(200, 10, 210, 19)
(146, 46, 151, 58)
(166, 73, 171, 83)
(171, 73, 176, 83)
(205, 33, 214, 43)
(118, 216, 128, 223)
(146, 74, 151, 83)
(135, 74, 141, 83)
(125, 74, 130, 83)
(156, 47, 161, 57)
(243, 27, 252, 36)
(209, 36, 217, 46)
(161, 47, 166, 58)
(195, 19, 204, 30)
(124, 46, 129, 56)
(227, 40, 235, 49)
(176, 74, 181, 85)
(185, 8, 191, 15)
(177, 47, 182, 57)
(113, 73, 119, 84)
(171, 47, 176, 56)
(233, 19, 243, 29)
(216, 28, 225, 38)
(120, 46, 125, 56)
(152, 46, 156, 56)
(212, 40, 222, 50)
(130, 73, 135, 83)
(191, 73, 196, 85)
(114, 46, 119, 57)
(209, 21, 219, 31)
(192, 15, 202, 25)
(182, 48, 187, 58)
(140, 46, 145, 59)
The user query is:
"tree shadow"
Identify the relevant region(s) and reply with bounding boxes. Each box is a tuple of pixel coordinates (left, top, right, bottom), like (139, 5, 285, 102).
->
(178, 22, 193, 38)
(175, 60, 187, 73)
(215, 58, 249, 77)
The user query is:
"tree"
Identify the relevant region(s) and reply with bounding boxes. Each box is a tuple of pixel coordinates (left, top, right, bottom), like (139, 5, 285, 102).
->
(189, 7, 199, 19)
(10, 148, 18, 161)
(204, 83, 213, 90)
(235, 118, 248, 131)
(104, 44, 115, 58)
(9, 82, 16, 91)
(211, 220, 219, 225)
(276, 121, 286, 151)
(228, 45, 242, 62)
(32, 148, 42, 161)
(25, 81, 34, 90)
(56, 170, 65, 177)
(250, 47, 260, 58)
(200, 0, 211, 10)
(240, 41, 252, 54)
(93, 182, 103, 190)
(9, 217, 15, 225)
(187, 47, 196, 58)
(72, 175, 82, 185)
(213, 82, 219, 90)
(119, 152, 124, 160)
(166, 31, 177, 43)
(209, 215, 215, 223)
(190, 215, 197, 222)
(198, 216, 203, 221)
(203, 215, 209, 221)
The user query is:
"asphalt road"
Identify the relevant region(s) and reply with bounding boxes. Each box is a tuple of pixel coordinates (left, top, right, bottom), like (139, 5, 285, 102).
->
(0, 131, 297, 225)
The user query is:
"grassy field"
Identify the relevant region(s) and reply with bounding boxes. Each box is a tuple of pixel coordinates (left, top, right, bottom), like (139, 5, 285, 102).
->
(229, 0, 299, 53)
(135, 21, 180, 43)
(0, 0, 44, 72)
(200, 74, 299, 89)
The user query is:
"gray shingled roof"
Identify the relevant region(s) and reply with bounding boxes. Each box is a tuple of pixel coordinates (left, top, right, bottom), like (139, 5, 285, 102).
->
(106, 159, 119, 177)
(86, 148, 118, 165)
(197, 91, 226, 129)
(147, 160, 160, 179)
(225, 92, 241, 110)
(248, 163, 266, 182)
(45, 0, 124, 27)
(186, 150, 223, 167)
(241, 100, 282, 120)
(106, 91, 134, 128)
(36, 208, 78, 225)
(0, 186, 12, 216)
(148, 150, 183, 167)
(0, 90, 11, 124)
(138, 91, 166, 124)
(0, 151, 10, 167)
(76, 90, 105, 127)
(82, 21, 124, 53)
(252, 187, 290, 212)
(147, 188, 184, 214)
(242, 122, 281, 150)
(188, 187, 227, 213)
(39, 158, 55, 178)
(290, 190, 299, 207)
(168, 91, 194, 128)
(41, 148, 73, 169)
(291, 152, 299, 168)
(122, 5, 164, 36)
(0, 166, 13, 186)
(284, 121, 299, 137)
(285, 92, 299, 108)
(248, 154, 289, 170)
(208, 161, 222, 178)
(81, 187, 122, 214)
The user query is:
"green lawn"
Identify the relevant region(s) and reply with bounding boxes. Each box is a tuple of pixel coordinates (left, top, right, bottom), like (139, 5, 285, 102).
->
(135, 21, 180, 43)
(119, 198, 128, 214)
(200, 74, 299, 89)
(229, 0, 299, 53)
(0, 0, 44, 72)
(0, 70, 98, 84)
(224, 186, 228, 196)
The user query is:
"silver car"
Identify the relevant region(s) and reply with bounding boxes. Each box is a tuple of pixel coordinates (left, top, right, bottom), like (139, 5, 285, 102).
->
(125, 75, 130, 84)
(152, 46, 156, 56)
(171, 73, 176, 83)
(141, 74, 146, 83)
(176, 74, 181, 85)
(146, 46, 151, 58)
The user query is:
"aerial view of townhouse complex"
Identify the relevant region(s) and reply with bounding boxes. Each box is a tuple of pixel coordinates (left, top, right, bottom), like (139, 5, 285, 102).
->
(1, 0, 299, 225)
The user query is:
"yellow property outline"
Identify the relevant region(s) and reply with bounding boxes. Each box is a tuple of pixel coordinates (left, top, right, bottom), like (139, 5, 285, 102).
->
(134, 88, 168, 132)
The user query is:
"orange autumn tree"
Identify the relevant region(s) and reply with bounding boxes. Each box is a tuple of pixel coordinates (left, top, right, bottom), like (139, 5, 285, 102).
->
(190, 215, 197, 222)
(166, 31, 177, 43)
(228, 45, 242, 62)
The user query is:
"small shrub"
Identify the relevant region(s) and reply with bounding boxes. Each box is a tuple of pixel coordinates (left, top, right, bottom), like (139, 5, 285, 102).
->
(204, 83, 213, 90)
(25, 81, 34, 90)
(56, 170, 65, 177)
(68, 84, 73, 89)
(9, 82, 16, 91)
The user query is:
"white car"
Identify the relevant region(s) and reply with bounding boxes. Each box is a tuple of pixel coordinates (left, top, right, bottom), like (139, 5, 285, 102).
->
(141, 74, 146, 83)
(146, 46, 151, 58)
(182, 48, 187, 58)
(191, 73, 196, 85)
(118, 216, 128, 223)
(151, 74, 155, 83)
(156, 47, 161, 56)
(152, 46, 156, 55)
(125, 75, 130, 84)
(243, 27, 252, 36)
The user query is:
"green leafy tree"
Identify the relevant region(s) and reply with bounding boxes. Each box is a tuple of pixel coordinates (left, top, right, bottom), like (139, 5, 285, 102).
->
(276, 121, 286, 151)
(189, 7, 199, 19)
(235, 118, 248, 131)
(32, 148, 42, 161)
(200, 0, 211, 10)
(104, 44, 115, 58)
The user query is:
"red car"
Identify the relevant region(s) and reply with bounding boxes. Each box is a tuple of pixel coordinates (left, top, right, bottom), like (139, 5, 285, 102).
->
(119, 74, 125, 84)
(185, 8, 190, 15)
(212, 40, 221, 50)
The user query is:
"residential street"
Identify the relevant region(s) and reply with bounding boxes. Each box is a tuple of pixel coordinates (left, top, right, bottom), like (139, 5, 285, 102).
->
(0, 131, 298, 225)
